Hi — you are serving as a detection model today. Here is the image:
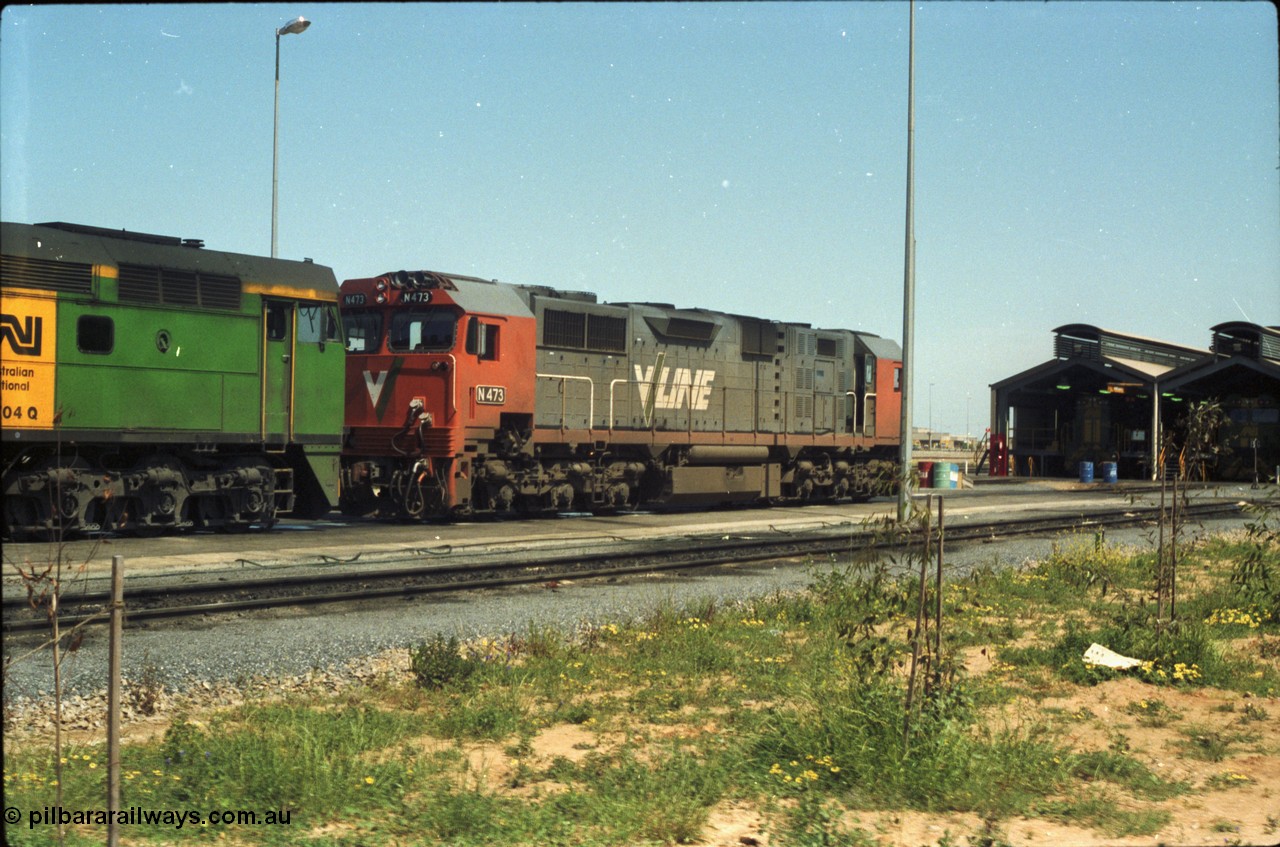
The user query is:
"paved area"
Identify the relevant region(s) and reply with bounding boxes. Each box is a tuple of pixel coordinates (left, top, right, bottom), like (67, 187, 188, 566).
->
(2, 480, 1262, 588)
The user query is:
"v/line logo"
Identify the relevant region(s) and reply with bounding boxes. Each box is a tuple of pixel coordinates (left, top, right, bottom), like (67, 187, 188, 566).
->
(361, 357, 405, 422)
(1, 314, 43, 356)
(634, 352, 716, 424)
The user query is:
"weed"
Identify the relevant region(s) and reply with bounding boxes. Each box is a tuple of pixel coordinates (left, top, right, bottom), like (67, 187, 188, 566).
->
(1240, 702, 1269, 722)
(126, 656, 165, 717)
(1124, 697, 1182, 728)
(411, 633, 477, 690)
(1181, 729, 1232, 762)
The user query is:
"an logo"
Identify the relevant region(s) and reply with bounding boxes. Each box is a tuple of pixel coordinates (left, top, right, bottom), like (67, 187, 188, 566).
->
(634, 352, 715, 424)
(0, 314, 42, 356)
(475, 385, 505, 405)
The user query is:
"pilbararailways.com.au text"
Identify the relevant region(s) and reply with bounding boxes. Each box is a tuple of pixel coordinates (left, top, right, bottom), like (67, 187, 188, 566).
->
(11, 805, 292, 830)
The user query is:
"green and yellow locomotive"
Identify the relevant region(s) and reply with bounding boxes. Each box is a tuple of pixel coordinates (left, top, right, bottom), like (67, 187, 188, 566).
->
(1, 222, 344, 538)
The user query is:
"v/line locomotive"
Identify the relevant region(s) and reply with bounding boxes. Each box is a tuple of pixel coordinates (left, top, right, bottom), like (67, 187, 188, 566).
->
(338, 271, 902, 518)
(1, 221, 903, 539)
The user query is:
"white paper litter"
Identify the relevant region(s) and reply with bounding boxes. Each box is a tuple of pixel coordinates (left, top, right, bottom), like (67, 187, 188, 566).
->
(1082, 643, 1143, 669)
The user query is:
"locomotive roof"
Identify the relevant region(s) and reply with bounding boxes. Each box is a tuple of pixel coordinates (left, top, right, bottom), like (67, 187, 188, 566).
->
(443, 274, 534, 316)
(854, 334, 903, 361)
(2, 221, 338, 295)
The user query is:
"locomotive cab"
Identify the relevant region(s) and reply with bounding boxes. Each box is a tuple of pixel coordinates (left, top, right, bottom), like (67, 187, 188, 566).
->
(339, 270, 537, 517)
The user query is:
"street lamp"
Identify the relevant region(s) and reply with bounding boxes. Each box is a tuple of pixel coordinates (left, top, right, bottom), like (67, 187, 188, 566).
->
(272, 16, 311, 258)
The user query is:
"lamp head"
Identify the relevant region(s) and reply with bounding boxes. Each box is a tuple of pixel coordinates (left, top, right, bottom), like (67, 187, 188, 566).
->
(277, 17, 311, 37)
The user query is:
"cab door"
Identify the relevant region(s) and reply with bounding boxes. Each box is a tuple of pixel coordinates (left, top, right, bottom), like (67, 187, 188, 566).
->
(263, 300, 295, 442)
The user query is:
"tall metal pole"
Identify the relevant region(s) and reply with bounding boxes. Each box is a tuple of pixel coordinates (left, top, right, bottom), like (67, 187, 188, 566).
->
(897, 1, 917, 523)
(271, 17, 310, 258)
(272, 31, 282, 258)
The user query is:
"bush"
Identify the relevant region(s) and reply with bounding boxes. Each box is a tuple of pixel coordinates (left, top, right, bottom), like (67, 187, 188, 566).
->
(411, 634, 476, 690)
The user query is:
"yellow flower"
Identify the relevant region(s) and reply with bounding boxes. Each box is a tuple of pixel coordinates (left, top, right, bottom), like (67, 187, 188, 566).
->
(364, 776, 375, 785)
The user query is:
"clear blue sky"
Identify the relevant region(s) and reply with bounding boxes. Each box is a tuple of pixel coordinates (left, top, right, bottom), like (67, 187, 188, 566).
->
(3, 2, 1277, 437)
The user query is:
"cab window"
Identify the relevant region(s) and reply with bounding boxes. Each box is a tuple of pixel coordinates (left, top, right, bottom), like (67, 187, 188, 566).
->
(388, 307, 457, 352)
(342, 310, 384, 353)
(266, 302, 290, 341)
(77, 315, 114, 354)
(466, 317, 499, 360)
(298, 304, 341, 344)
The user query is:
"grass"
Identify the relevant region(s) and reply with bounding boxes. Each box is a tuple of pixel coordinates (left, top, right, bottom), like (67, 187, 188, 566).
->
(4, 514, 1279, 846)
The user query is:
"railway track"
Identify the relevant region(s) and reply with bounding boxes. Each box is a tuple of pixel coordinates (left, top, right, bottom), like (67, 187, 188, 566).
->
(1, 500, 1246, 635)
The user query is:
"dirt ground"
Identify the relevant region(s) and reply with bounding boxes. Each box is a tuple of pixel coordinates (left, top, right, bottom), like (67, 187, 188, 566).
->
(9, 642, 1278, 847)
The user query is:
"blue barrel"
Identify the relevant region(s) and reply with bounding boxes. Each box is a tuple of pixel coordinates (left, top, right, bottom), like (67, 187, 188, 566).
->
(1079, 461, 1094, 483)
(1101, 461, 1118, 483)
(932, 461, 956, 489)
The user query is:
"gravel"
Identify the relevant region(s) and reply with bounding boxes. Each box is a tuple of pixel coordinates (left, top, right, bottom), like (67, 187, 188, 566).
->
(2, 515, 1254, 735)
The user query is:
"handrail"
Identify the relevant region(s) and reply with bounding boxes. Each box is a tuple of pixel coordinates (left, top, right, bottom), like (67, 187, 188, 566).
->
(608, 379, 628, 432)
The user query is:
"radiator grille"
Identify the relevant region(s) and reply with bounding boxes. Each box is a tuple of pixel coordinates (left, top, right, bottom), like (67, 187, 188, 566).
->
(0, 254, 93, 293)
(118, 264, 242, 310)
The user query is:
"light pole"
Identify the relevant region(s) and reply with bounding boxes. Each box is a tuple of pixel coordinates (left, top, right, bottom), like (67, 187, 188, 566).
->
(896, 1, 916, 522)
(928, 382, 935, 448)
(272, 16, 311, 258)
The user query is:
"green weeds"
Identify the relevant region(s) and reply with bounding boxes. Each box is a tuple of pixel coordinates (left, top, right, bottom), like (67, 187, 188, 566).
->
(5, 519, 1278, 846)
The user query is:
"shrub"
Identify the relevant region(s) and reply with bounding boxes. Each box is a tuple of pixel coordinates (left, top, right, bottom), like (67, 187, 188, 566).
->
(411, 634, 476, 690)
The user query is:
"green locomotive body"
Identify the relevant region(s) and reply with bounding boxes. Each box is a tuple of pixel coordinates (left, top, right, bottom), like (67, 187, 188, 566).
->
(1, 221, 344, 538)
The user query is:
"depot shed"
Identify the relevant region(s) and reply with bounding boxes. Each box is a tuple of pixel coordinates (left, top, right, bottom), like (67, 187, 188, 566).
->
(990, 324, 1206, 479)
(1158, 322, 1280, 481)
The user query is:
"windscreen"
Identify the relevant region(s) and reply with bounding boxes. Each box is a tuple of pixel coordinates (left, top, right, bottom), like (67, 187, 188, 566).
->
(341, 310, 384, 353)
(388, 307, 459, 353)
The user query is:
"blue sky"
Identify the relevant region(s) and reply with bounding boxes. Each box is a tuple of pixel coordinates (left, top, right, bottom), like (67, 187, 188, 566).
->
(3, 2, 1277, 437)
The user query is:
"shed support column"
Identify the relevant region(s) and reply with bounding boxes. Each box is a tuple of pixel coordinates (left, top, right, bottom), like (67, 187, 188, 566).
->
(1150, 390, 1161, 481)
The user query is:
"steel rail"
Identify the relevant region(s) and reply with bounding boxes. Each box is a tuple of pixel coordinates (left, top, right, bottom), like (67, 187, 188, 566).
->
(1, 501, 1244, 635)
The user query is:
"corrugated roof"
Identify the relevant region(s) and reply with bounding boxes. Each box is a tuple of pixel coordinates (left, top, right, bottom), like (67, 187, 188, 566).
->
(1104, 356, 1177, 379)
(1052, 323, 1208, 355)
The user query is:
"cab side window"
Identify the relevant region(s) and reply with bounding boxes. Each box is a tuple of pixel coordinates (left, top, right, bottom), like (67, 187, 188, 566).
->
(266, 302, 290, 341)
(298, 304, 341, 343)
(77, 315, 114, 354)
(466, 318, 499, 361)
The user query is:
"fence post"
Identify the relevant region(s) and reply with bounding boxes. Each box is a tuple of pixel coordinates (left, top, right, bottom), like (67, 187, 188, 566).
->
(108, 554, 124, 847)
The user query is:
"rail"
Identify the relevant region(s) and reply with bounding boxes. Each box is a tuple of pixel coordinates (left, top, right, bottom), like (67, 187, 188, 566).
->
(1, 500, 1246, 634)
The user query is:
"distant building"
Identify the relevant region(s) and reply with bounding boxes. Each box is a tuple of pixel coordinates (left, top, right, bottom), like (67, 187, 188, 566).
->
(989, 323, 1279, 480)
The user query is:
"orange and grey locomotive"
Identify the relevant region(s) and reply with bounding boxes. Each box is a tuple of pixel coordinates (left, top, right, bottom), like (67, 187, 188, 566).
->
(338, 270, 902, 519)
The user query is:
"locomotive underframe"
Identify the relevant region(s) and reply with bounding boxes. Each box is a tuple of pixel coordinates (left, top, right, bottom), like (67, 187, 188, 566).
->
(339, 422, 897, 521)
(2, 439, 330, 540)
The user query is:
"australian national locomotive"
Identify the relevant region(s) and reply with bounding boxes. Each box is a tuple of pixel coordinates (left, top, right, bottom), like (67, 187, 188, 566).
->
(337, 270, 902, 519)
(1, 222, 344, 538)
